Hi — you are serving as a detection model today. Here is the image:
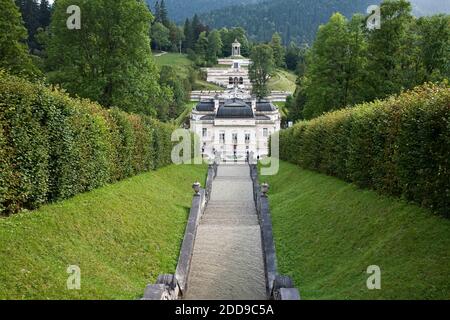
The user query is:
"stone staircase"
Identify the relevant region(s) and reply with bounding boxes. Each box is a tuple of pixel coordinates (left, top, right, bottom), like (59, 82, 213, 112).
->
(184, 165, 267, 300)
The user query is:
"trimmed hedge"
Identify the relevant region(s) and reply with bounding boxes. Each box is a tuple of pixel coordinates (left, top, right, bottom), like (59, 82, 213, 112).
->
(0, 71, 176, 215)
(278, 83, 450, 216)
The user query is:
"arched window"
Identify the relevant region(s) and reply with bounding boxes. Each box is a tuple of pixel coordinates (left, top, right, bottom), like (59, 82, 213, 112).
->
(239, 77, 244, 84)
(234, 77, 239, 85)
(229, 77, 233, 85)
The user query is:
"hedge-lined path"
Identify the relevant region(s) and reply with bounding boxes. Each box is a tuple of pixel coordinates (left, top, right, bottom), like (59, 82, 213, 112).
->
(185, 165, 267, 300)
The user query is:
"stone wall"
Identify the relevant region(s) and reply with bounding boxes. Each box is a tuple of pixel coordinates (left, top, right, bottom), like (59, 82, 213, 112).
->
(142, 163, 218, 300)
(249, 164, 301, 300)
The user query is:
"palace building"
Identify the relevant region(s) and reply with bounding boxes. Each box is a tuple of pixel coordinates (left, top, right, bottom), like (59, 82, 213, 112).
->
(206, 39, 252, 90)
(190, 39, 282, 161)
(190, 94, 281, 161)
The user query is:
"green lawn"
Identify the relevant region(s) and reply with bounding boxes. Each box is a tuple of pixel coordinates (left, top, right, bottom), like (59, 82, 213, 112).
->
(268, 69, 297, 92)
(194, 79, 224, 91)
(153, 52, 192, 80)
(153, 53, 223, 91)
(261, 160, 450, 300)
(0, 164, 207, 300)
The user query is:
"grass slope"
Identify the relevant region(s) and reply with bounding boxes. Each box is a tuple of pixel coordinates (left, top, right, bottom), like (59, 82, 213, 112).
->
(153, 53, 223, 91)
(0, 164, 207, 300)
(268, 69, 297, 93)
(153, 52, 192, 78)
(261, 161, 450, 300)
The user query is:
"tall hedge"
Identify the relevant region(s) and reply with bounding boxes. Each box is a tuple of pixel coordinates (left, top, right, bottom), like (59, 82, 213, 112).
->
(278, 83, 450, 216)
(0, 72, 177, 215)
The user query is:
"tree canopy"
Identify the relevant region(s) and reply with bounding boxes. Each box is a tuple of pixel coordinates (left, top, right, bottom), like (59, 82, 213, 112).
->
(288, 0, 450, 121)
(249, 44, 275, 99)
(46, 0, 164, 116)
(0, 0, 38, 77)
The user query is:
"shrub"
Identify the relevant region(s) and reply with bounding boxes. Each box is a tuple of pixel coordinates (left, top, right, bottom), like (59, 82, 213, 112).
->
(0, 75, 49, 211)
(109, 108, 136, 179)
(278, 83, 450, 216)
(0, 71, 176, 215)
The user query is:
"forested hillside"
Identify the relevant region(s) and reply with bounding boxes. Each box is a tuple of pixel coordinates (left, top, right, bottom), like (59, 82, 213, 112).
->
(146, 0, 261, 22)
(200, 0, 374, 44)
(155, 0, 450, 25)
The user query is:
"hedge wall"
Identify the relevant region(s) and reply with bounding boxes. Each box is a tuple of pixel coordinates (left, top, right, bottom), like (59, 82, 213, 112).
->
(278, 83, 450, 216)
(0, 71, 176, 215)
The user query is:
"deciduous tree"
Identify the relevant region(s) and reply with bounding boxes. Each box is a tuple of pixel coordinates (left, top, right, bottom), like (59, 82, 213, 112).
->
(47, 0, 162, 116)
(302, 13, 367, 119)
(207, 30, 223, 64)
(249, 44, 275, 99)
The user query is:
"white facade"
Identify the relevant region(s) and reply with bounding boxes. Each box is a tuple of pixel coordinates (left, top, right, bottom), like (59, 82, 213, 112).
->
(206, 60, 252, 90)
(232, 39, 241, 56)
(205, 39, 253, 90)
(190, 40, 281, 161)
(190, 96, 281, 161)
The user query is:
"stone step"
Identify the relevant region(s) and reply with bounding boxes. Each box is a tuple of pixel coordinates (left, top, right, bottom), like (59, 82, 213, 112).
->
(216, 166, 250, 177)
(205, 202, 256, 209)
(210, 182, 254, 202)
(207, 200, 255, 206)
(201, 216, 259, 226)
(185, 164, 267, 300)
(214, 176, 250, 181)
(185, 225, 266, 300)
(203, 210, 258, 219)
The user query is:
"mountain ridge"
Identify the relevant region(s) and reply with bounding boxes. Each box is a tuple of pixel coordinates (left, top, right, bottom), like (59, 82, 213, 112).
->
(154, 0, 449, 23)
(146, 0, 263, 22)
(200, 0, 374, 44)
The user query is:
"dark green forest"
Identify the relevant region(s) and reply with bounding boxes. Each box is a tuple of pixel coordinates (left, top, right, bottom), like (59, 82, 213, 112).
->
(146, 0, 262, 22)
(200, 0, 375, 44)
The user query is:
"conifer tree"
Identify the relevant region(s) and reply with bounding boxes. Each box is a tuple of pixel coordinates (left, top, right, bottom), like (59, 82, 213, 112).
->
(0, 0, 37, 77)
(38, 0, 51, 28)
(270, 32, 285, 68)
(159, 0, 170, 27)
(183, 18, 195, 51)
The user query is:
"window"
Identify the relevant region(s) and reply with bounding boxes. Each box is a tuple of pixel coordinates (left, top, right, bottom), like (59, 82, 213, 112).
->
(239, 77, 244, 85)
(245, 133, 250, 143)
(202, 128, 207, 138)
(219, 132, 225, 144)
(232, 133, 238, 144)
(263, 128, 268, 137)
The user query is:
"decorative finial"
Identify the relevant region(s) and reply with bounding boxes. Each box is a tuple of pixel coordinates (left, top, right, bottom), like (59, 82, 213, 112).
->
(261, 182, 269, 197)
(192, 181, 201, 196)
